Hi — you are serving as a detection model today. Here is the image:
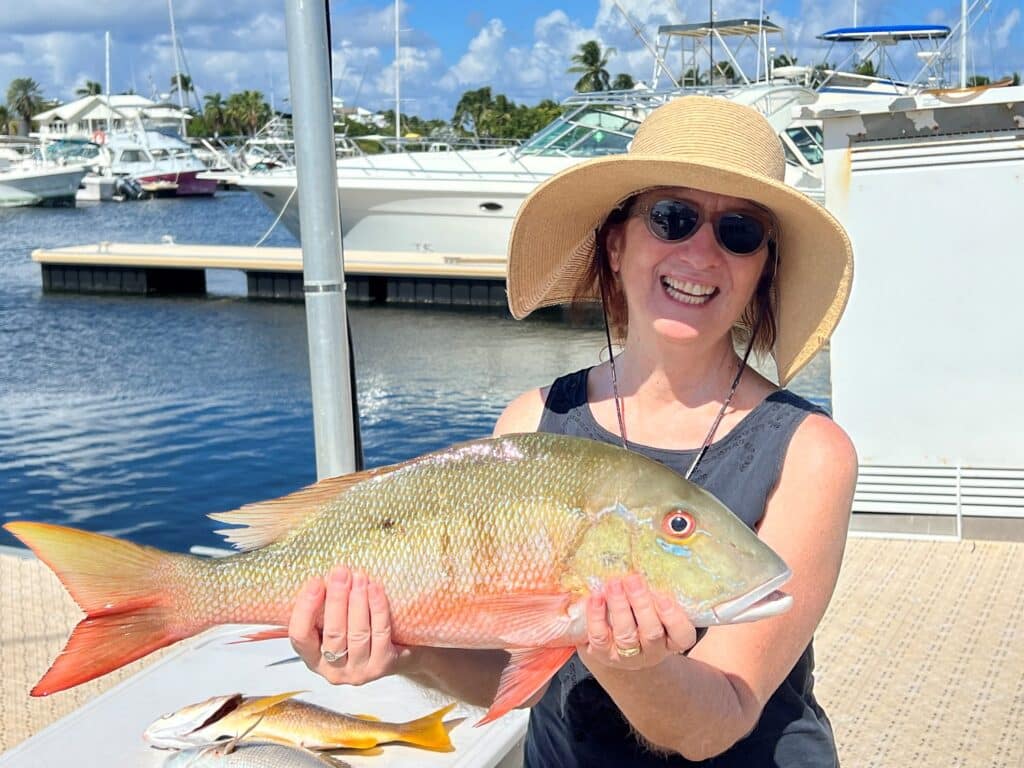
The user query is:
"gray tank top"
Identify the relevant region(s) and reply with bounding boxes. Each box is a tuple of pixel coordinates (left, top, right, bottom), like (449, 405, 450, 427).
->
(525, 367, 838, 768)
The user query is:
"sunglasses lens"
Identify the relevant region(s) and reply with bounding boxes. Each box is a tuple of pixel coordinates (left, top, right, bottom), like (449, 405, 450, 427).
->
(717, 214, 766, 255)
(648, 200, 699, 242)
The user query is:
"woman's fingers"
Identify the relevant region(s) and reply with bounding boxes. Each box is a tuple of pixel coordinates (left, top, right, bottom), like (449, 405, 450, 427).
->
(654, 591, 697, 654)
(289, 576, 326, 670)
(367, 580, 397, 668)
(585, 593, 612, 654)
(345, 571, 372, 668)
(605, 579, 641, 656)
(624, 575, 666, 652)
(321, 566, 351, 661)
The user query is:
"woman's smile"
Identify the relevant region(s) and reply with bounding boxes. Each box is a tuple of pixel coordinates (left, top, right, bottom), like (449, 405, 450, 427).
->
(661, 275, 718, 306)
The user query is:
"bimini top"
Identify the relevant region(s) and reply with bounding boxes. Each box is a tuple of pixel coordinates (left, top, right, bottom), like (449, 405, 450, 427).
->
(818, 25, 952, 42)
(658, 18, 783, 38)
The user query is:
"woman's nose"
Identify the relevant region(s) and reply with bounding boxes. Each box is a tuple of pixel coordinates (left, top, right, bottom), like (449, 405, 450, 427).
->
(676, 220, 722, 266)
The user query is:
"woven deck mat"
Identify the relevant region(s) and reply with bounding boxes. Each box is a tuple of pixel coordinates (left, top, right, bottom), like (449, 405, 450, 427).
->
(2, 537, 1022, 765)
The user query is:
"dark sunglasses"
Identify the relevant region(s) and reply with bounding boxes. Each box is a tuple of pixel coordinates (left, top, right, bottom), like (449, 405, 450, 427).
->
(630, 198, 774, 256)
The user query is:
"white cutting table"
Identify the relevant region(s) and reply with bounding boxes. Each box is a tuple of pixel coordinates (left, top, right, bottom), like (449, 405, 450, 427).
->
(0, 627, 527, 767)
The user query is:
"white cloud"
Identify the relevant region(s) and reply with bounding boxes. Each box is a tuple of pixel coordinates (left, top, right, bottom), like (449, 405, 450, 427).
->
(994, 9, 1020, 49)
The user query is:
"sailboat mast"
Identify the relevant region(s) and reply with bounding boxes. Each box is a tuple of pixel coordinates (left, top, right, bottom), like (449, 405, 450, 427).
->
(168, 0, 187, 136)
(394, 0, 401, 144)
(105, 31, 111, 132)
(959, 0, 967, 87)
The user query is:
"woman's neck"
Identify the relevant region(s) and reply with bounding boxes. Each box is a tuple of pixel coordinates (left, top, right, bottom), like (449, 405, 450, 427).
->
(613, 334, 740, 408)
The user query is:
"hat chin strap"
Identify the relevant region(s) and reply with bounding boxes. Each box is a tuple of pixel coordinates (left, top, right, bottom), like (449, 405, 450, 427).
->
(598, 233, 766, 479)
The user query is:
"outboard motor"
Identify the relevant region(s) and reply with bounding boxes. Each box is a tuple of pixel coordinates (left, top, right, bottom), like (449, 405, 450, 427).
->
(113, 176, 147, 201)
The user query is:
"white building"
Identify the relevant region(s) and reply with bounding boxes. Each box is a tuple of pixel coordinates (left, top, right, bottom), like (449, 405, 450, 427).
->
(32, 95, 192, 139)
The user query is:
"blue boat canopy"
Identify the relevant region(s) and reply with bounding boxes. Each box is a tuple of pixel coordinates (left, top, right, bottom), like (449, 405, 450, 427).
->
(818, 24, 952, 42)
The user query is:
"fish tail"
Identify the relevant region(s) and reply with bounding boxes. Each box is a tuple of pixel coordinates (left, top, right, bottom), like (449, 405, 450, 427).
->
(3, 521, 203, 696)
(394, 702, 458, 751)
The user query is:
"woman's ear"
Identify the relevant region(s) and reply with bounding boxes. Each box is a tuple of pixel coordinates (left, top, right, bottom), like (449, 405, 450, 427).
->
(606, 224, 624, 273)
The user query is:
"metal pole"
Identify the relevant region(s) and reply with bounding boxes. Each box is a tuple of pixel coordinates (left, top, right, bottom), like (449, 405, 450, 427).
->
(394, 0, 401, 144)
(960, 0, 968, 87)
(167, 0, 187, 137)
(284, 0, 359, 479)
(105, 32, 112, 133)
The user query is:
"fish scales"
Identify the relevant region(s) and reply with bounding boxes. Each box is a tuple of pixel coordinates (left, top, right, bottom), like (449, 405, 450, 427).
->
(183, 436, 605, 646)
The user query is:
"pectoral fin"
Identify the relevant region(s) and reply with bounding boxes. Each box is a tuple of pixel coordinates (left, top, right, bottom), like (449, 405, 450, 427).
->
(476, 646, 574, 726)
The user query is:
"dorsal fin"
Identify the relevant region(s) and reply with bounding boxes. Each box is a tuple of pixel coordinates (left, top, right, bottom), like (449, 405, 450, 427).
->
(208, 464, 401, 551)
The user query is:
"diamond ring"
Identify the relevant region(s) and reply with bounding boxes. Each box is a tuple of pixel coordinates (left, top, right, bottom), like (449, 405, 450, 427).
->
(321, 648, 348, 663)
(615, 645, 641, 659)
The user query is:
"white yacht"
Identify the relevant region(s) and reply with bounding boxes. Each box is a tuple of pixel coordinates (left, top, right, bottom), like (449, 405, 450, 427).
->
(236, 19, 954, 258)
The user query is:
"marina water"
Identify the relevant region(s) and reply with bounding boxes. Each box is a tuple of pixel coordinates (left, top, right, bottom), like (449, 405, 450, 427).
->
(0, 192, 830, 553)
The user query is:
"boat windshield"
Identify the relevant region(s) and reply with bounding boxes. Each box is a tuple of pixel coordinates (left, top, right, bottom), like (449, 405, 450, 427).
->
(517, 105, 642, 157)
(785, 125, 823, 165)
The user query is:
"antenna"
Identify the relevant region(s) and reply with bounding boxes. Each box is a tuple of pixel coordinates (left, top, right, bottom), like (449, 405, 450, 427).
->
(167, 0, 187, 136)
(611, 0, 680, 88)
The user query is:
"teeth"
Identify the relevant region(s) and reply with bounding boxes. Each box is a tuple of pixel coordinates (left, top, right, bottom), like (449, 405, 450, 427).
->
(662, 276, 716, 305)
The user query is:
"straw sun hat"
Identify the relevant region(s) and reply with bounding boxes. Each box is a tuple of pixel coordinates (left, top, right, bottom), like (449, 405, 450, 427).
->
(506, 95, 853, 386)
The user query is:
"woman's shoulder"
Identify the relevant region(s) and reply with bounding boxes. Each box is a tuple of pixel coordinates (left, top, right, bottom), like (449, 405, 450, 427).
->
(493, 388, 548, 436)
(493, 368, 591, 437)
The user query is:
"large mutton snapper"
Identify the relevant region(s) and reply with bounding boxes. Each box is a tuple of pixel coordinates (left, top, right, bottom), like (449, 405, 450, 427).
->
(4, 433, 793, 724)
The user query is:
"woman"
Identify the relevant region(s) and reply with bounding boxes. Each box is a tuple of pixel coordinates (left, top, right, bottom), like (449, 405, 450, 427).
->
(288, 96, 858, 766)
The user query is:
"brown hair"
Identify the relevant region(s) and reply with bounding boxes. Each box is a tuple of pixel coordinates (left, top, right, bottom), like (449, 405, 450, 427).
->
(572, 202, 779, 357)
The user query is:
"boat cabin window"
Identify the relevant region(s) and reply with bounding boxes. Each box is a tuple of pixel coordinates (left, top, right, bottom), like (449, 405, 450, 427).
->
(785, 125, 823, 165)
(118, 149, 147, 163)
(519, 108, 641, 157)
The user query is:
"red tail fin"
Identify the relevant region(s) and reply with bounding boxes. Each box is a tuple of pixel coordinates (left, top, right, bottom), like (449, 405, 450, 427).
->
(4, 521, 199, 696)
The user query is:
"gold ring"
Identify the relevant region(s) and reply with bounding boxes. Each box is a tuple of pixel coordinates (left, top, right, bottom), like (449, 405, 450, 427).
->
(615, 645, 641, 659)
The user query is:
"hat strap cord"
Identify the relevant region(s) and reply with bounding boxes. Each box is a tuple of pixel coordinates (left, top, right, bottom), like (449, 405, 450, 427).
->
(598, 236, 763, 480)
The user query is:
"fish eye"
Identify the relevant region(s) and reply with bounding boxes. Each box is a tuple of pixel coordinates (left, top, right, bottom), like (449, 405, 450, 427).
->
(662, 510, 696, 539)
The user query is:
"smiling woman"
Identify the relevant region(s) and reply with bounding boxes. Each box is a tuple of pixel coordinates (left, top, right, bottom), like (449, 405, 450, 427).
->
(288, 96, 859, 767)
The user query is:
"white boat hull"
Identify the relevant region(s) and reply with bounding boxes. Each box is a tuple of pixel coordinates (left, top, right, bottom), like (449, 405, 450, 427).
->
(0, 164, 89, 207)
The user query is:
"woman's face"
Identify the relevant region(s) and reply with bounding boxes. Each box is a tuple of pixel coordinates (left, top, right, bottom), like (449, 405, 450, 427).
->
(606, 186, 772, 348)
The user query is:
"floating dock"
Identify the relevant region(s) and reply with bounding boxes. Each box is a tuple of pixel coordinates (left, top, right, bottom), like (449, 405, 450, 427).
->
(31, 242, 509, 306)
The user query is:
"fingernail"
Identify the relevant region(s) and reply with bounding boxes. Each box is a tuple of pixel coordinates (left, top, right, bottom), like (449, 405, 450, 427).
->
(655, 593, 675, 611)
(331, 568, 350, 587)
(607, 580, 624, 596)
(352, 572, 367, 589)
(305, 578, 322, 596)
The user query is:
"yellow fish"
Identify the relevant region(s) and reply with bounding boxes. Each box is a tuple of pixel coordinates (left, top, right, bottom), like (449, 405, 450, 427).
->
(144, 691, 456, 751)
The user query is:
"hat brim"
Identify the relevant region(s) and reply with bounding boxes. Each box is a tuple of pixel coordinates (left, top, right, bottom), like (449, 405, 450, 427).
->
(506, 155, 853, 386)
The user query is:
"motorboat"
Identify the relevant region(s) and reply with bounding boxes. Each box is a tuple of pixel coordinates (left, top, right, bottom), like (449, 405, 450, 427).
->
(235, 19, 959, 258)
(0, 153, 89, 208)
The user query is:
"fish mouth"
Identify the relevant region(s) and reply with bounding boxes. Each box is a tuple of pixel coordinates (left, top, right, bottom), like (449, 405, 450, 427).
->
(710, 570, 793, 625)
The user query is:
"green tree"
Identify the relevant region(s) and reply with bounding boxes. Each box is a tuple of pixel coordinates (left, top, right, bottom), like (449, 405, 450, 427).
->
(169, 73, 193, 97)
(568, 40, 614, 92)
(452, 86, 494, 138)
(966, 75, 992, 87)
(854, 59, 877, 77)
(681, 66, 708, 86)
(712, 61, 736, 83)
(611, 73, 635, 90)
(203, 92, 228, 135)
(226, 90, 270, 136)
(76, 80, 102, 97)
(773, 54, 797, 68)
(0, 105, 13, 135)
(6, 77, 44, 135)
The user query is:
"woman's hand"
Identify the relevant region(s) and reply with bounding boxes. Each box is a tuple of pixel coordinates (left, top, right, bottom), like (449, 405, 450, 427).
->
(288, 565, 410, 685)
(577, 574, 697, 670)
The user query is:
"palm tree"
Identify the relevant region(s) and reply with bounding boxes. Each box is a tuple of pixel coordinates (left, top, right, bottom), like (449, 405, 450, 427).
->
(452, 87, 494, 138)
(712, 62, 736, 83)
(681, 66, 708, 86)
(568, 40, 614, 92)
(76, 80, 102, 97)
(226, 90, 270, 136)
(611, 73, 636, 90)
(203, 92, 227, 136)
(169, 73, 193, 97)
(0, 105, 13, 135)
(6, 77, 44, 136)
(772, 54, 797, 68)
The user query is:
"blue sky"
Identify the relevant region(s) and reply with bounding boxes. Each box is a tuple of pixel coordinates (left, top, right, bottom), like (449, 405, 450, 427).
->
(1, 0, 1021, 121)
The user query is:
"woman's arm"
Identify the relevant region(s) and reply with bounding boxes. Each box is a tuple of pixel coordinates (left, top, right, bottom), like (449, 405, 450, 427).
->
(577, 414, 858, 760)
